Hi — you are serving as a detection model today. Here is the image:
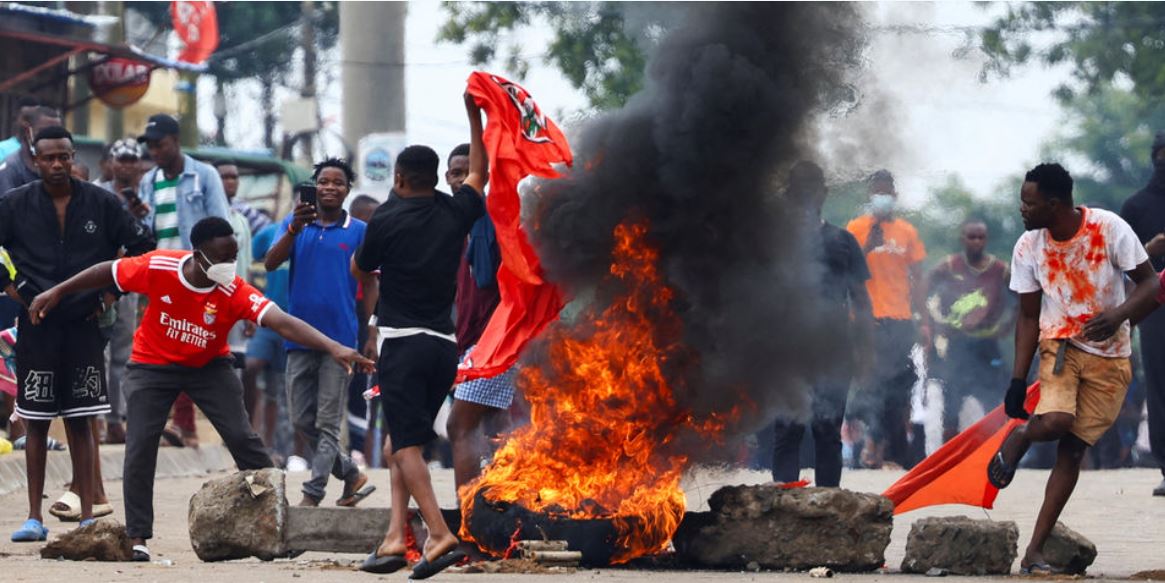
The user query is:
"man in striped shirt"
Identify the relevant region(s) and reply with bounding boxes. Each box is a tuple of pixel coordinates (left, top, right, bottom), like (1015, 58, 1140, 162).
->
(137, 114, 230, 447)
(137, 114, 229, 250)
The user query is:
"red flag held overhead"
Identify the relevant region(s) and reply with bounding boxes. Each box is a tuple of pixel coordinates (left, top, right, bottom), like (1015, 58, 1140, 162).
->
(457, 72, 573, 382)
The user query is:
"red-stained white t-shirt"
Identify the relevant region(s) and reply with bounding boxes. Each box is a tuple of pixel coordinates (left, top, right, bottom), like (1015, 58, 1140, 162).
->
(1010, 207, 1148, 358)
(113, 250, 273, 367)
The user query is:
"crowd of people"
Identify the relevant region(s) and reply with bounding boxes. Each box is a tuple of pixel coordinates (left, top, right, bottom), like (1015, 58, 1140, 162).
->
(0, 95, 514, 578)
(770, 146, 1165, 575)
(3, 89, 1165, 578)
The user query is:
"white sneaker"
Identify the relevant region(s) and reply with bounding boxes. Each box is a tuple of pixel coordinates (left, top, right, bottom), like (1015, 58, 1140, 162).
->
(286, 455, 309, 472)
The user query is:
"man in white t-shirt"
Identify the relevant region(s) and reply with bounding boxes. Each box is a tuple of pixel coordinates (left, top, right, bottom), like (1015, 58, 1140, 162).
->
(987, 163, 1157, 574)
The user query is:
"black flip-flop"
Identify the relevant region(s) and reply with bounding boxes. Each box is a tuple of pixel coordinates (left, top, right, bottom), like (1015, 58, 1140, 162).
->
(360, 551, 407, 574)
(160, 427, 184, 448)
(409, 549, 465, 580)
(987, 451, 1018, 489)
(337, 485, 377, 507)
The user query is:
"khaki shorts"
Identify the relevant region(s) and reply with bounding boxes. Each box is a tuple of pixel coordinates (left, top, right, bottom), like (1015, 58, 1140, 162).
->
(1034, 339, 1131, 445)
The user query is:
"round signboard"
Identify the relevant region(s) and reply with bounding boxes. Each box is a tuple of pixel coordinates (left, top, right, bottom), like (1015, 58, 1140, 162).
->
(89, 58, 152, 109)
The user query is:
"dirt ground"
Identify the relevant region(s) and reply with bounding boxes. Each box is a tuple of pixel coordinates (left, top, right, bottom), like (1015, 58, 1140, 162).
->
(2, 465, 1164, 582)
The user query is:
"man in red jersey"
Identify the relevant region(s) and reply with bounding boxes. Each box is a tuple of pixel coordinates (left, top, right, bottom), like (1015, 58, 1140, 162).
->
(29, 216, 373, 562)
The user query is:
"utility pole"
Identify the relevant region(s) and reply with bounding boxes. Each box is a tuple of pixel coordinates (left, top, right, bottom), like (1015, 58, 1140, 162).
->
(300, 0, 317, 161)
(68, 1, 95, 136)
(103, 0, 125, 140)
(340, 3, 406, 142)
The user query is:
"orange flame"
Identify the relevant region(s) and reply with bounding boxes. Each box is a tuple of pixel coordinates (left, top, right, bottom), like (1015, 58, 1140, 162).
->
(460, 220, 731, 563)
(404, 514, 422, 564)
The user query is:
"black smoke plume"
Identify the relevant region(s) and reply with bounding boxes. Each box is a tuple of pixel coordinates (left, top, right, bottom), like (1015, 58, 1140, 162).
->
(527, 3, 869, 447)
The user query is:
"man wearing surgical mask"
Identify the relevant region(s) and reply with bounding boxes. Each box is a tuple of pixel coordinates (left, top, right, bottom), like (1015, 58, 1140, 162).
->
(846, 169, 928, 470)
(28, 216, 373, 561)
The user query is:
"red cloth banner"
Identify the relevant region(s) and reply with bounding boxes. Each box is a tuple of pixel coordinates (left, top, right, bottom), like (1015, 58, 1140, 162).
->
(882, 382, 1041, 515)
(457, 72, 573, 381)
(171, 1, 219, 65)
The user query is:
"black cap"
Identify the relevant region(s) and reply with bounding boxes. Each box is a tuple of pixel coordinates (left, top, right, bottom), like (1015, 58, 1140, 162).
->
(138, 114, 180, 143)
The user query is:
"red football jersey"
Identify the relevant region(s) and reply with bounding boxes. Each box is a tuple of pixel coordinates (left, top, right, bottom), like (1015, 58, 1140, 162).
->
(113, 250, 273, 367)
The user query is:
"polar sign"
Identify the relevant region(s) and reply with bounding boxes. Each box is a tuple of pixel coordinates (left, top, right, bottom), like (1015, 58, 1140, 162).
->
(89, 58, 152, 109)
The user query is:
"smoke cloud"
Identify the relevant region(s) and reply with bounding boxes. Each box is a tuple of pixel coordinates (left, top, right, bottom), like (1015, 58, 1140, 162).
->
(525, 3, 871, 447)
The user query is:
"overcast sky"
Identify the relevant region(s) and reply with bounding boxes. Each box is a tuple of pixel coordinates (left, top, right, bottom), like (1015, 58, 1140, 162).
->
(200, 2, 1069, 206)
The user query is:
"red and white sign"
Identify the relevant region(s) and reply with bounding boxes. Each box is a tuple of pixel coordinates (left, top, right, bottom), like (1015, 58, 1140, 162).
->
(171, 1, 219, 65)
(88, 58, 152, 108)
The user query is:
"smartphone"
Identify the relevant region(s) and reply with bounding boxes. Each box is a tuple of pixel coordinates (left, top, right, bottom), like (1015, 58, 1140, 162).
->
(297, 184, 317, 207)
(121, 187, 141, 207)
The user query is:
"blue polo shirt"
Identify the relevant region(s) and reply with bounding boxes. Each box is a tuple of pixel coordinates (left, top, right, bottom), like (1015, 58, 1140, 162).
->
(280, 211, 366, 350)
(252, 223, 289, 310)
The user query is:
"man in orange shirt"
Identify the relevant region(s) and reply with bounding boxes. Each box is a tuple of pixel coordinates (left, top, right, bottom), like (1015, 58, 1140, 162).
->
(847, 170, 927, 469)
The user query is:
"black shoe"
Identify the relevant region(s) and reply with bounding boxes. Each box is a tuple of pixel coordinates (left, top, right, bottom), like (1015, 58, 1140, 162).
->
(1153, 479, 1165, 497)
(132, 544, 151, 562)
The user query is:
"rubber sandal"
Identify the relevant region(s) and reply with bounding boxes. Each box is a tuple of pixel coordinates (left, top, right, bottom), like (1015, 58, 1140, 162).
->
(11, 518, 48, 542)
(337, 485, 376, 507)
(160, 426, 184, 448)
(49, 493, 114, 521)
(987, 427, 1022, 489)
(360, 551, 408, 574)
(49, 491, 82, 521)
(132, 544, 151, 562)
(987, 451, 1018, 489)
(337, 473, 376, 507)
(409, 549, 465, 580)
(78, 518, 96, 528)
(1020, 562, 1055, 576)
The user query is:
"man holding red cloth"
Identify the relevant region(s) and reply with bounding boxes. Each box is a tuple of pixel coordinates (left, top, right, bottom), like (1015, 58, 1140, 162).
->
(988, 163, 1155, 574)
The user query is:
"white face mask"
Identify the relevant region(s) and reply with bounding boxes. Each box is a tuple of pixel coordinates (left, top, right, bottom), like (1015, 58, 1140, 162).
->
(197, 252, 237, 286)
(868, 193, 896, 218)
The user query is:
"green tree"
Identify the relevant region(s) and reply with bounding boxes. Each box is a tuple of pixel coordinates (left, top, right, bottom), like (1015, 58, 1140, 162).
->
(127, 1, 338, 148)
(981, 2, 1165, 103)
(438, 2, 655, 110)
(1041, 84, 1165, 209)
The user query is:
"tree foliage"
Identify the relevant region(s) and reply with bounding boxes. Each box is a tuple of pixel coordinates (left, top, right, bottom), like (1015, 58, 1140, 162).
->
(127, 1, 338, 84)
(981, 2, 1165, 103)
(1042, 84, 1165, 209)
(438, 2, 652, 110)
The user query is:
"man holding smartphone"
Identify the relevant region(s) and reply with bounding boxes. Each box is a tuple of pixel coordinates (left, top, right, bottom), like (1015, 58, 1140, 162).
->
(264, 159, 373, 507)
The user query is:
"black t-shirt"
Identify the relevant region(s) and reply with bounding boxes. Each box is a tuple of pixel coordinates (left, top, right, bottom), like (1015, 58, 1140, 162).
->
(355, 184, 486, 334)
(1121, 177, 1165, 271)
(816, 221, 871, 308)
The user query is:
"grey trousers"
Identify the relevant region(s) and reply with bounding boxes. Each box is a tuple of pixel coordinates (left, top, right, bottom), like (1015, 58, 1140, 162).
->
(287, 350, 357, 500)
(123, 359, 272, 540)
(104, 293, 137, 422)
